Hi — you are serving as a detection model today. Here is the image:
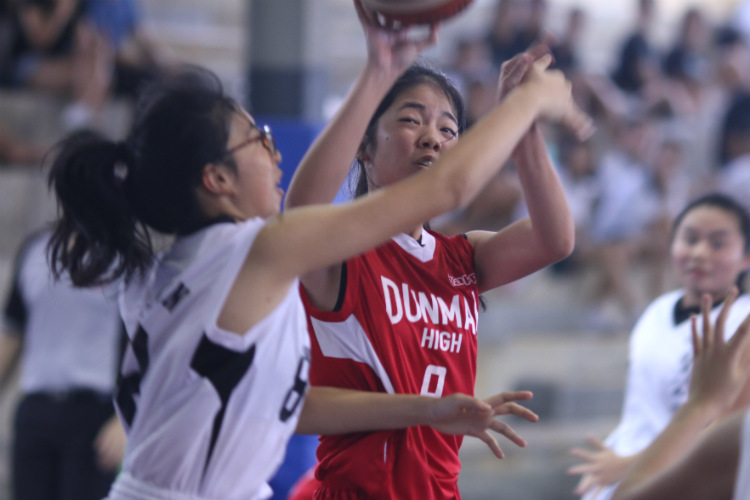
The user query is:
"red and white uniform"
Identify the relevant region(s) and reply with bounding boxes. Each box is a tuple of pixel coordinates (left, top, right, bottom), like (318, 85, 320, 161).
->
(301, 230, 480, 500)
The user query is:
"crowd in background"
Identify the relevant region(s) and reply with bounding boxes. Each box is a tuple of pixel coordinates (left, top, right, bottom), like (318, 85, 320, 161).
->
(437, 0, 750, 329)
(0, 0, 170, 163)
(0, 0, 748, 329)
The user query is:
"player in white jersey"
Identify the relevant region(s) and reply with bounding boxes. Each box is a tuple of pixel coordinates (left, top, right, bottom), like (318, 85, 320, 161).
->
(569, 193, 750, 500)
(609, 290, 750, 500)
(43, 32, 592, 500)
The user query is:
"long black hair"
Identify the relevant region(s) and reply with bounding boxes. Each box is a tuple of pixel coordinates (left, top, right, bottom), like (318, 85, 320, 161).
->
(353, 61, 466, 198)
(47, 66, 239, 286)
(671, 193, 750, 291)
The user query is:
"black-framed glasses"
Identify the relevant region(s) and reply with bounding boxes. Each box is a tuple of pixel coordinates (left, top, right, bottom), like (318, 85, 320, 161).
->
(224, 124, 277, 158)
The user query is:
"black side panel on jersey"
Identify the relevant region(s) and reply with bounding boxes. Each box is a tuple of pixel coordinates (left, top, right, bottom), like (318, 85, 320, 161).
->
(117, 325, 150, 427)
(190, 335, 256, 478)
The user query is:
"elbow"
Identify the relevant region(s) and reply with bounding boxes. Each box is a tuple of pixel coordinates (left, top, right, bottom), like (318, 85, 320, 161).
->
(545, 227, 576, 263)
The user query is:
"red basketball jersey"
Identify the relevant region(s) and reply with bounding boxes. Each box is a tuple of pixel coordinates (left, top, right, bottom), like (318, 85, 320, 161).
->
(300, 230, 480, 500)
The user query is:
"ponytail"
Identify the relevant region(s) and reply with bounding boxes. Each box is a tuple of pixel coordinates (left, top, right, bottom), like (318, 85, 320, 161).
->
(47, 130, 153, 286)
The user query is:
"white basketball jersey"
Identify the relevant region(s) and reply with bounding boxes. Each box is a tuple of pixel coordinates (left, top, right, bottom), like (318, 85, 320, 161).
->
(109, 219, 310, 500)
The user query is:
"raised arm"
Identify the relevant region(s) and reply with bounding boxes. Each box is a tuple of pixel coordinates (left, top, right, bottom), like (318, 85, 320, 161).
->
(284, 0, 437, 209)
(468, 47, 577, 292)
(612, 290, 750, 500)
(221, 57, 592, 334)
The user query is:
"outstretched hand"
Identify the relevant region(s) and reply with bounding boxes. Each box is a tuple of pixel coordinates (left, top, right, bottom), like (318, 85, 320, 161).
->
(568, 436, 632, 497)
(428, 390, 538, 459)
(496, 34, 556, 102)
(688, 288, 750, 416)
(353, 0, 439, 79)
(521, 55, 593, 140)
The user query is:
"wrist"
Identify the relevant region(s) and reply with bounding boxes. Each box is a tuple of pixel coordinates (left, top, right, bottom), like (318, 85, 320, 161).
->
(509, 84, 545, 118)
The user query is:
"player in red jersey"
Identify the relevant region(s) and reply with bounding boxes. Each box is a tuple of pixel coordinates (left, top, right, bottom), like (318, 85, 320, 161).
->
(284, 2, 585, 499)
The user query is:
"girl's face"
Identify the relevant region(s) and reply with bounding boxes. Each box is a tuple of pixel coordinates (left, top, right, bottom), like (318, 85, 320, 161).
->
(671, 205, 750, 306)
(362, 83, 459, 191)
(225, 110, 283, 219)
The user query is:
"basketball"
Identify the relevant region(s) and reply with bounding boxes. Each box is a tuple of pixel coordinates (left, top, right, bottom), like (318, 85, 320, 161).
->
(361, 0, 474, 26)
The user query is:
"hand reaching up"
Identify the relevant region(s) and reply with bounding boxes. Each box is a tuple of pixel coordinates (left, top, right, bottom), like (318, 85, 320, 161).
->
(354, 0, 439, 80)
(688, 288, 750, 419)
(517, 54, 594, 141)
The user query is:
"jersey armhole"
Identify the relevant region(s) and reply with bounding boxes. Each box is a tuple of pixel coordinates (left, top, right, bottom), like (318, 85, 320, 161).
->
(332, 262, 347, 313)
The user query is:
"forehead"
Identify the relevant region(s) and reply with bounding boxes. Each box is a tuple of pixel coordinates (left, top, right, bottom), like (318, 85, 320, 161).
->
(389, 83, 457, 118)
(677, 205, 741, 233)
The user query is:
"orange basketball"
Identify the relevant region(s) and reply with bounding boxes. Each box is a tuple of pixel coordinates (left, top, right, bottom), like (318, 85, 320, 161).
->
(361, 0, 474, 26)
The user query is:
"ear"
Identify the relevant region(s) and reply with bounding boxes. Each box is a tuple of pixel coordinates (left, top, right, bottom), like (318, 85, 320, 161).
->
(201, 163, 236, 195)
(357, 140, 373, 166)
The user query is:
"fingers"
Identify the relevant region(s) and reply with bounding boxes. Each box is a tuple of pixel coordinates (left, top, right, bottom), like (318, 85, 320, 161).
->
(569, 447, 596, 461)
(532, 53, 554, 73)
(475, 429, 505, 459)
(562, 103, 595, 141)
(484, 391, 538, 422)
(525, 39, 552, 62)
(573, 473, 593, 495)
(691, 313, 700, 357)
(488, 419, 527, 447)
(715, 286, 738, 343)
(485, 390, 533, 406)
(574, 472, 599, 495)
(567, 463, 596, 475)
(701, 293, 713, 351)
(729, 309, 750, 360)
(586, 435, 606, 450)
(498, 402, 539, 422)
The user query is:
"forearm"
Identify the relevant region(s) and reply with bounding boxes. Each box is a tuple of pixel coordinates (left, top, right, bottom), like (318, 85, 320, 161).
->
(296, 386, 435, 435)
(612, 400, 716, 500)
(513, 125, 575, 259)
(284, 65, 397, 209)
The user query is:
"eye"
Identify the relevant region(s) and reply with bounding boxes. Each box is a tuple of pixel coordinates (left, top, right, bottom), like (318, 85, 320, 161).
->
(683, 234, 699, 245)
(441, 127, 457, 138)
(399, 117, 419, 125)
(710, 239, 727, 250)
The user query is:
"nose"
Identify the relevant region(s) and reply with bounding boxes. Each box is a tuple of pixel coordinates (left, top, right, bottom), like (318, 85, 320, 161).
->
(688, 239, 710, 259)
(419, 128, 443, 152)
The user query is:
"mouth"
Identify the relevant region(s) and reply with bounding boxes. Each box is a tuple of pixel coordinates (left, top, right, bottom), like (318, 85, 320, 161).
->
(415, 156, 436, 169)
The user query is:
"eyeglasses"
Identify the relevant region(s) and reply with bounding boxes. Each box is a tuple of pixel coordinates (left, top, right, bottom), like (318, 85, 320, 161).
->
(224, 124, 277, 158)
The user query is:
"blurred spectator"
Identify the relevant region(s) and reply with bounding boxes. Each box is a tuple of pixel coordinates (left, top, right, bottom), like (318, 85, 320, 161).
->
(0, 121, 45, 165)
(716, 94, 750, 214)
(0, 229, 126, 500)
(549, 136, 601, 276)
(662, 8, 711, 93)
(586, 115, 662, 326)
(610, 0, 659, 95)
(3, 0, 112, 129)
(551, 7, 586, 77)
(733, 0, 750, 41)
(84, 0, 170, 99)
(514, 0, 547, 58)
(714, 28, 750, 168)
(443, 36, 497, 127)
(486, 0, 531, 67)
